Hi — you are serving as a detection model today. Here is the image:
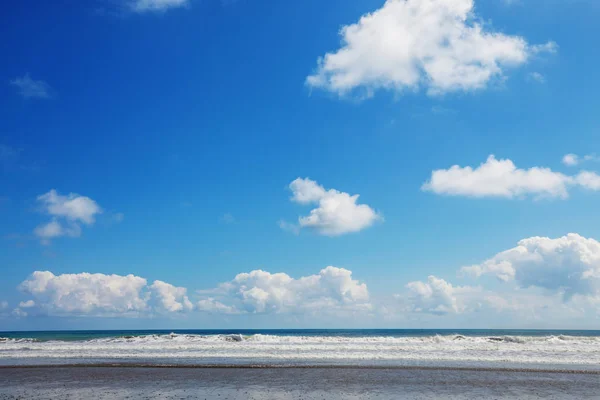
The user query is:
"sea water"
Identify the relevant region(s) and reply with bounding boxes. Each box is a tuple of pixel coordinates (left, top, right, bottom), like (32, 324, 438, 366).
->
(1, 329, 599, 370)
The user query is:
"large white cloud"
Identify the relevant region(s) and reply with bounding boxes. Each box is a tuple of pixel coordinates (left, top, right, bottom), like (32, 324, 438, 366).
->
(34, 190, 103, 244)
(461, 234, 600, 300)
(284, 178, 382, 236)
(404, 275, 480, 315)
(422, 155, 600, 199)
(197, 266, 371, 315)
(14, 267, 371, 318)
(307, 0, 555, 97)
(17, 271, 192, 317)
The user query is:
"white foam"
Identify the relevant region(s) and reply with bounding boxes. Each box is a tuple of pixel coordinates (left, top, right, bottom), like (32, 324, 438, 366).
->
(1, 334, 599, 367)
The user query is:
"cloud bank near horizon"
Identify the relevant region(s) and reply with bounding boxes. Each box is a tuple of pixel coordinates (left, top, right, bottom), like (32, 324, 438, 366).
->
(7, 234, 600, 325)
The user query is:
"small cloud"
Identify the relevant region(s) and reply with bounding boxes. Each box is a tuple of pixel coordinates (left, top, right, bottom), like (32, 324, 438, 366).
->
(284, 178, 382, 236)
(562, 153, 599, 167)
(531, 41, 558, 55)
(528, 72, 546, 83)
(33, 189, 103, 244)
(562, 153, 579, 166)
(113, 212, 125, 223)
(278, 219, 300, 235)
(19, 300, 35, 308)
(130, 0, 189, 13)
(10, 74, 52, 99)
(220, 213, 235, 224)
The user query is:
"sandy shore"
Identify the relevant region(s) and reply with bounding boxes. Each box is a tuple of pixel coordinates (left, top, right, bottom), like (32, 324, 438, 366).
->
(1, 366, 599, 399)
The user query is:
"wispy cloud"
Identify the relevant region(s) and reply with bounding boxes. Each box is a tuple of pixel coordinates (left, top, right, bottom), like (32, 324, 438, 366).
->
(10, 74, 52, 99)
(528, 72, 546, 83)
(130, 0, 189, 13)
(34, 190, 103, 245)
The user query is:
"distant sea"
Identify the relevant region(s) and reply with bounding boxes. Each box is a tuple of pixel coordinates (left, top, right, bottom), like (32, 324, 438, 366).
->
(2, 329, 600, 371)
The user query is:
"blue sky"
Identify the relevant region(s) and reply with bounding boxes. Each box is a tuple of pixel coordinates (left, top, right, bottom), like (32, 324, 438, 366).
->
(2, 0, 600, 330)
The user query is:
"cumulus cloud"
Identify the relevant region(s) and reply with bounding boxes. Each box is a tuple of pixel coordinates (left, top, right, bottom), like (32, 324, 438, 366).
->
(16, 271, 195, 317)
(461, 234, 600, 300)
(404, 275, 480, 315)
(14, 267, 371, 318)
(422, 155, 600, 199)
(10, 74, 52, 99)
(130, 0, 188, 12)
(19, 271, 150, 316)
(150, 280, 193, 313)
(34, 190, 103, 244)
(197, 266, 371, 315)
(283, 178, 382, 236)
(307, 0, 555, 98)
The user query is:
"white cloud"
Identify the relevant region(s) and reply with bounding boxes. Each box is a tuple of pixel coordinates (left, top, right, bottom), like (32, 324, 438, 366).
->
(37, 189, 101, 224)
(150, 280, 193, 313)
(562, 153, 599, 167)
(404, 275, 480, 315)
(575, 171, 600, 191)
(18, 300, 35, 308)
(422, 155, 600, 199)
(10, 74, 52, 99)
(284, 178, 382, 236)
(307, 0, 555, 97)
(562, 153, 579, 166)
(34, 220, 82, 245)
(197, 266, 371, 315)
(34, 190, 103, 244)
(131, 0, 188, 12)
(461, 234, 600, 300)
(19, 271, 150, 316)
(13, 267, 371, 319)
(17, 272, 195, 317)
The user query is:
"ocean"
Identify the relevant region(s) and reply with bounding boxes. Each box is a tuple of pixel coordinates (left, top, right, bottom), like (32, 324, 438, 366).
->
(2, 329, 600, 371)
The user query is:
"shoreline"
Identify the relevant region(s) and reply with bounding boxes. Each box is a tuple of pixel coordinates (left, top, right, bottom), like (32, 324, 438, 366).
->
(1, 363, 599, 374)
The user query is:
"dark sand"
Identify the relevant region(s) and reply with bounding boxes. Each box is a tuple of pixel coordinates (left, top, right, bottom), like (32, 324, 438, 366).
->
(1, 366, 599, 399)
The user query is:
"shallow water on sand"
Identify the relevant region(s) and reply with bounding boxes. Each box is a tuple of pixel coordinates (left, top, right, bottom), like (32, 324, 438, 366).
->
(1, 367, 599, 400)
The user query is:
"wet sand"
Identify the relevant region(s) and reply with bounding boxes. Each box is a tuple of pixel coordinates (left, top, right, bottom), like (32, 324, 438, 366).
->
(1, 366, 599, 399)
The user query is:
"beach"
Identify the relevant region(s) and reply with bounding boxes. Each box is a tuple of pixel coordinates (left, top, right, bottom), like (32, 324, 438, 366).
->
(1, 366, 599, 399)
(2, 330, 600, 398)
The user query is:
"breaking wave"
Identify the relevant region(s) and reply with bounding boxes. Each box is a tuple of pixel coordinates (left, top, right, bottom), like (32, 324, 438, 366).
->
(1, 333, 599, 368)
